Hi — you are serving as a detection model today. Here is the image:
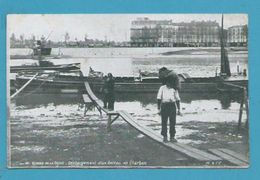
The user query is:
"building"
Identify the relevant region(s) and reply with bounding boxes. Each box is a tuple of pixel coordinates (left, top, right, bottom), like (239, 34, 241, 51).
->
(130, 17, 173, 47)
(130, 18, 220, 47)
(175, 21, 220, 47)
(227, 25, 248, 47)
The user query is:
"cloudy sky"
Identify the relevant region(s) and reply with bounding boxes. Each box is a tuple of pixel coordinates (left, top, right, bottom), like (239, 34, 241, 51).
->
(7, 14, 248, 42)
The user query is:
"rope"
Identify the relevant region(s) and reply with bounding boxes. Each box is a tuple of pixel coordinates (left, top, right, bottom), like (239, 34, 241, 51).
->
(222, 82, 245, 90)
(12, 72, 56, 99)
(11, 73, 38, 100)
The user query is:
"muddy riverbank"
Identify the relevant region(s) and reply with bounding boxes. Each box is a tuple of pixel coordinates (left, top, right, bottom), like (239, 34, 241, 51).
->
(9, 96, 249, 168)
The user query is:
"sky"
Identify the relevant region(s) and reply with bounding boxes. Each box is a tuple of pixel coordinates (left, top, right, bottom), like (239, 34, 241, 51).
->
(7, 14, 248, 42)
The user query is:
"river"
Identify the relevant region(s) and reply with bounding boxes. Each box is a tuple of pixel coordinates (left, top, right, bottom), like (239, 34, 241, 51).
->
(8, 47, 249, 167)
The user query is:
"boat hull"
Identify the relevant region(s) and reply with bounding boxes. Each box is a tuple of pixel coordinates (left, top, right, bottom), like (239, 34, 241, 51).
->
(33, 47, 52, 56)
(11, 75, 247, 94)
(10, 63, 80, 73)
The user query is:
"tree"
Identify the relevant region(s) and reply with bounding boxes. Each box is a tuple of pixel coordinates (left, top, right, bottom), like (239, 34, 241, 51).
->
(31, 34, 36, 41)
(20, 34, 24, 44)
(10, 33, 16, 42)
(84, 34, 88, 42)
(64, 32, 70, 44)
(10, 33, 16, 48)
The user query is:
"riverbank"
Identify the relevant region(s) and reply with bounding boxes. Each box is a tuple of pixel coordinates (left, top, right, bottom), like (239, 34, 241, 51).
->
(9, 102, 249, 168)
(10, 113, 189, 168)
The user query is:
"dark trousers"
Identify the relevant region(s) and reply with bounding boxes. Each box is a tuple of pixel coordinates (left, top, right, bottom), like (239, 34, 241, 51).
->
(103, 95, 108, 108)
(161, 102, 176, 138)
(103, 93, 115, 110)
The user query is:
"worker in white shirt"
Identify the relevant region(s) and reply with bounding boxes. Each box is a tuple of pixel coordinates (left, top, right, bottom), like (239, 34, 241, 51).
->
(157, 79, 181, 143)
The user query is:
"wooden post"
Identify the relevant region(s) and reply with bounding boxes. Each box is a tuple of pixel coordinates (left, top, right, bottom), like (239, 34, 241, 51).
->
(238, 90, 244, 130)
(107, 115, 111, 132)
(106, 113, 119, 132)
(84, 104, 87, 117)
(244, 88, 249, 128)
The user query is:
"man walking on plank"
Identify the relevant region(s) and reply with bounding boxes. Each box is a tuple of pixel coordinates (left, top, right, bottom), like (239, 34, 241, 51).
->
(157, 76, 181, 143)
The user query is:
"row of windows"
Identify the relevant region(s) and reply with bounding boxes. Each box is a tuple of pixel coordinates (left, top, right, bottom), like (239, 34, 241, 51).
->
(131, 32, 220, 38)
(131, 27, 219, 32)
(132, 39, 219, 43)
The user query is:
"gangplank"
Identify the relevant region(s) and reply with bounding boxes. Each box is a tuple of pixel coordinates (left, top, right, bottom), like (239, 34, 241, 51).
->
(83, 81, 228, 164)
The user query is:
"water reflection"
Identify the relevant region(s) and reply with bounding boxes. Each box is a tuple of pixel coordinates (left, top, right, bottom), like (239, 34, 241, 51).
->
(13, 92, 242, 110)
(116, 92, 242, 110)
(218, 92, 242, 109)
(14, 94, 82, 106)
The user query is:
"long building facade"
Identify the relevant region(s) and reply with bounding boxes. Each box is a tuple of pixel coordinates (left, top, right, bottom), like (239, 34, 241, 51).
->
(131, 18, 248, 47)
(130, 17, 221, 47)
(227, 25, 248, 47)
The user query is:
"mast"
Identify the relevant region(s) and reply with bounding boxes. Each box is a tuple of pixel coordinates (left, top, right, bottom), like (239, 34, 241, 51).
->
(220, 14, 231, 76)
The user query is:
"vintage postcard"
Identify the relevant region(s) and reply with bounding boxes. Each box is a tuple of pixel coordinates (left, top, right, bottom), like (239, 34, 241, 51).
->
(7, 14, 249, 168)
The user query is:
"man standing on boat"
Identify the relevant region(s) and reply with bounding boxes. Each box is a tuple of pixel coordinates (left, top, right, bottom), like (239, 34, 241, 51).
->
(157, 71, 181, 143)
(102, 73, 115, 110)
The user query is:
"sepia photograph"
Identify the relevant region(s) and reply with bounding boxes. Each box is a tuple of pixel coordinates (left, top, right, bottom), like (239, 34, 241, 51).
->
(7, 14, 249, 168)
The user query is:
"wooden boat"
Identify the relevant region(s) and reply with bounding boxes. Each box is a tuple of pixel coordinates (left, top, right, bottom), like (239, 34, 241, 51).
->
(32, 46, 51, 56)
(11, 15, 248, 95)
(33, 36, 52, 56)
(10, 36, 52, 60)
(10, 63, 80, 73)
(12, 70, 247, 94)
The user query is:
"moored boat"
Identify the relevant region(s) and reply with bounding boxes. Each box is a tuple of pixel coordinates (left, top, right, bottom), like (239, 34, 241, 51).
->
(10, 35, 53, 60)
(32, 36, 52, 56)
(10, 63, 80, 73)
(12, 70, 247, 94)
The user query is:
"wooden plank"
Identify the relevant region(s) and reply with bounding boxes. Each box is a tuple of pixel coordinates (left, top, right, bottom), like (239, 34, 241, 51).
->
(209, 149, 248, 166)
(218, 148, 248, 163)
(84, 81, 222, 163)
(95, 100, 105, 109)
(120, 110, 221, 162)
(82, 94, 92, 103)
(174, 143, 222, 162)
(120, 112, 221, 161)
(120, 111, 214, 162)
(84, 82, 98, 100)
(107, 111, 119, 115)
(118, 110, 213, 162)
(84, 82, 108, 113)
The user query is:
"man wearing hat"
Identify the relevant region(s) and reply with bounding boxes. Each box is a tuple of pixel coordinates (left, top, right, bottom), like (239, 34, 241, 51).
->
(157, 67, 181, 143)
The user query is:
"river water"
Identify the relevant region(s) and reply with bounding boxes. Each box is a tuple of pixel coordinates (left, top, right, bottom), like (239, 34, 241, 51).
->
(10, 47, 248, 77)
(9, 47, 249, 166)
(9, 47, 248, 135)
